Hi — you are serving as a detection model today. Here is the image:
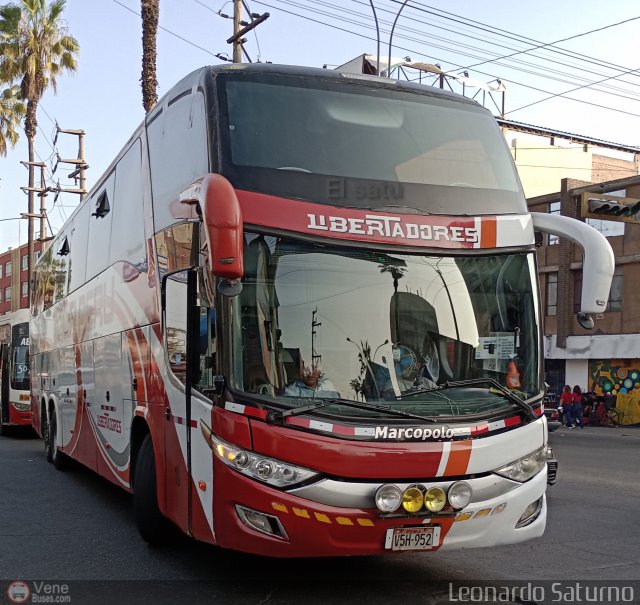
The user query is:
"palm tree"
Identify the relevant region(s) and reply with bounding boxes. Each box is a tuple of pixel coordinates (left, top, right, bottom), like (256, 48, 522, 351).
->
(0, 84, 24, 156)
(140, 0, 158, 112)
(0, 0, 79, 297)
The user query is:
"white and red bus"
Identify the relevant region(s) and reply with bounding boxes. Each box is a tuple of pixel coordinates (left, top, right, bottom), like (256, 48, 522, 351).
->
(0, 308, 31, 434)
(31, 64, 613, 556)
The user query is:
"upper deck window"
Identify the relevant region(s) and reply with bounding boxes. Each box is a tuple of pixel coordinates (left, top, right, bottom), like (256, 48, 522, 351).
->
(217, 73, 524, 214)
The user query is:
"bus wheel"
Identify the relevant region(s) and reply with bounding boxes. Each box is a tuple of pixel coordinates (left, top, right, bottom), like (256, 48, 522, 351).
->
(44, 410, 53, 463)
(133, 434, 167, 544)
(42, 410, 50, 460)
(48, 409, 68, 470)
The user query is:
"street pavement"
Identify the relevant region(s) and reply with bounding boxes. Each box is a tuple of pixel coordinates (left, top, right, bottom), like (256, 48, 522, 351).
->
(0, 424, 638, 604)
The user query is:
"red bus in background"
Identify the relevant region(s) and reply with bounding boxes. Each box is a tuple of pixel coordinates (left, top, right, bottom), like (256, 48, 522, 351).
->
(0, 309, 31, 434)
(30, 64, 613, 557)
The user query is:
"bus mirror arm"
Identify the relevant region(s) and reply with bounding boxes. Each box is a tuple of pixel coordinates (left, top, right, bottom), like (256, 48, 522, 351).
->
(531, 212, 614, 329)
(178, 174, 244, 293)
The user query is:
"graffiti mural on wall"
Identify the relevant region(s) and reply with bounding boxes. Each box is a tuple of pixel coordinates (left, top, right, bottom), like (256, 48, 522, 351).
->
(589, 359, 640, 396)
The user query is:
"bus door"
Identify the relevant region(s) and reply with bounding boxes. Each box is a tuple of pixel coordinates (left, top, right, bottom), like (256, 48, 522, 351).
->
(0, 345, 8, 424)
(163, 270, 199, 535)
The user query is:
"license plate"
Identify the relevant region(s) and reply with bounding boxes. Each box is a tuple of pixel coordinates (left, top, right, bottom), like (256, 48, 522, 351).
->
(385, 526, 441, 551)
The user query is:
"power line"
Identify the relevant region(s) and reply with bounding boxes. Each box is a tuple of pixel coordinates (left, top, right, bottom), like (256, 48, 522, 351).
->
(323, 0, 640, 101)
(391, 0, 640, 80)
(256, 0, 640, 122)
(462, 13, 640, 72)
(111, 0, 219, 57)
(507, 64, 640, 116)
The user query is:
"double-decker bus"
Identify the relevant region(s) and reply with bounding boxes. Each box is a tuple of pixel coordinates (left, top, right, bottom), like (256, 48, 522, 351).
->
(30, 64, 613, 556)
(0, 309, 31, 434)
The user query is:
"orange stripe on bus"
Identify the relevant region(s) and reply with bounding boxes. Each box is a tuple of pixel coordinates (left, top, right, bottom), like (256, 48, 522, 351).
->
(481, 217, 497, 248)
(443, 440, 472, 476)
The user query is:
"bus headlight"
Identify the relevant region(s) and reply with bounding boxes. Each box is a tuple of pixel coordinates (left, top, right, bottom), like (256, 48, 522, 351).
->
(448, 481, 472, 510)
(493, 446, 547, 482)
(12, 401, 31, 412)
(201, 421, 320, 488)
(375, 484, 402, 512)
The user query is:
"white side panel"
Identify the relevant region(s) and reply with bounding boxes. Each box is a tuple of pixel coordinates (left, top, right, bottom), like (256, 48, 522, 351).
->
(58, 345, 76, 448)
(93, 334, 127, 455)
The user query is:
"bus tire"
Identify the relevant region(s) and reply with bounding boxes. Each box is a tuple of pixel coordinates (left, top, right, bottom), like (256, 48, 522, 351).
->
(133, 434, 167, 545)
(48, 409, 69, 471)
(44, 409, 53, 463)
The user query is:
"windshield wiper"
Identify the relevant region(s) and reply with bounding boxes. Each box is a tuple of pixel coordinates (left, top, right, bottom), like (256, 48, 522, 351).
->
(272, 397, 439, 423)
(394, 378, 538, 421)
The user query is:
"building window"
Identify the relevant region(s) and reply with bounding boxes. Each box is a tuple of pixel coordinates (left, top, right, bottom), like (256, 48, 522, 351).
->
(547, 272, 557, 316)
(548, 201, 560, 245)
(0, 264, 3, 278)
(0, 289, 3, 302)
(607, 266, 623, 312)
(5, 261, 11, 277)
(4, 287, 11, 302)
(35, 250, 41, 263)
(22, 254, 27, 271)
(21, 281, 27, 298)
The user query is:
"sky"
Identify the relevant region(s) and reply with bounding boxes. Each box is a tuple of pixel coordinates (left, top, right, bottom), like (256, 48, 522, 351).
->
(0, 0, 639, 250)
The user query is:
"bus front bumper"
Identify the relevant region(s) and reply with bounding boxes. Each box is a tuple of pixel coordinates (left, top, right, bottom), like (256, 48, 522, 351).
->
(212, 462, 547, 558)
(8, 402, 32, 426)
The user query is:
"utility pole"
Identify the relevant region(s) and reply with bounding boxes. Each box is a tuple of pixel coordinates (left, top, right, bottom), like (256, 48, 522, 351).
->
(20, 161, 50, 299)
(226, 1, 270, 63)
(232, 0, 242, 63)
(52, 126, 88, 199)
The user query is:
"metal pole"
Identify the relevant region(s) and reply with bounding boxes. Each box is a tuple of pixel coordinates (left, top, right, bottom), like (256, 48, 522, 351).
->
(39, 165, 46, 240)
(79, 132, 86, 199)
(387, 0, 409, 77)
(368, 0, 381, 75)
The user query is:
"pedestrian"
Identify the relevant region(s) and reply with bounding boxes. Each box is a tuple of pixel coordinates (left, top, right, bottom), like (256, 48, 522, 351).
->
(559, 385, 574, 427)
(572, 385, 585, 428)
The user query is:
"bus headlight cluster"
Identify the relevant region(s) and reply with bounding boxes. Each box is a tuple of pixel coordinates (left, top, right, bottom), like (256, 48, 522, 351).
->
(203, 425, 319, 488)
(493, 446, 547, 482)
(375, 481, 472, 514)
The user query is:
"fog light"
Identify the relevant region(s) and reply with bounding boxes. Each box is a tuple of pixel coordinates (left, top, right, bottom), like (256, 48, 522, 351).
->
(425, 487, 446, 512)
(402, 485, 424, 513)
(375, 484, 402, 512)
(448, 481, 472, 510)
(236, 505, 289, 540)
(515, 496, 543, 528)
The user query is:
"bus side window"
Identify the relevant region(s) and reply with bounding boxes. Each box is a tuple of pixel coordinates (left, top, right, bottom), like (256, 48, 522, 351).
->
(165, 273, 188, 384)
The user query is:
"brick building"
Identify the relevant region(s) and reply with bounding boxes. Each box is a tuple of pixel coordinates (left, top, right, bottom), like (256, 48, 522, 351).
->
(530, 174, 640, 397)
(0, 241, 44, 315)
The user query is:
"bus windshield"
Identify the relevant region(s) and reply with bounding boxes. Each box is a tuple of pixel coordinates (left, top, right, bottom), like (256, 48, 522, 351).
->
(11, 344, 29, 390)
(217, 71, 525, 214)
(10, 322, 29, 390)
(230, 234, 541, 420)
